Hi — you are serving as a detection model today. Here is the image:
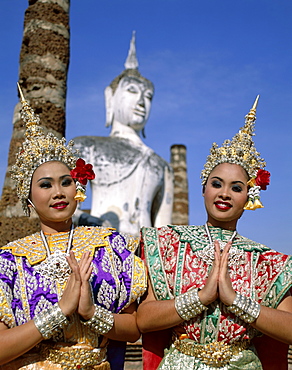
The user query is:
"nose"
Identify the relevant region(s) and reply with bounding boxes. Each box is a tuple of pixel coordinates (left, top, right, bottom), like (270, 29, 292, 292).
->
(137, 93, 145, 107)
(53, 185, 65, 199)
(218, 186, 231, 200)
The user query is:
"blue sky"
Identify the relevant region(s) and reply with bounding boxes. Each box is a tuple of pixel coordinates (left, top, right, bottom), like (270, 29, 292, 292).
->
(0, 1, 291, 254)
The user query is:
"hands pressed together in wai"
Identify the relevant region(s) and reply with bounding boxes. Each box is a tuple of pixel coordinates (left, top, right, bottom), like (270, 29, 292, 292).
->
(199, 240, 236, 307)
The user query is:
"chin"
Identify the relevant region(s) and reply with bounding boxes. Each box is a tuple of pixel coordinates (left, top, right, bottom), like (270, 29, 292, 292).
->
(129, 122, 145, 131)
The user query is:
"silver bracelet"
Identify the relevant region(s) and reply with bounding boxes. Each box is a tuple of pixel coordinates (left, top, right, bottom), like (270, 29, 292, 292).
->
(175, 288, 208, 321)
(227, 292, 261, 323)
(81, 304, 114, 335)
(34, 303, 68, 340)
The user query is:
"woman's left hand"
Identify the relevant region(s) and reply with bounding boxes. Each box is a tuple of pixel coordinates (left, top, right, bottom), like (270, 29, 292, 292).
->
(59, 251, 82, 316)
(77, 252, 95, 320)
(217, 241, 236, 306)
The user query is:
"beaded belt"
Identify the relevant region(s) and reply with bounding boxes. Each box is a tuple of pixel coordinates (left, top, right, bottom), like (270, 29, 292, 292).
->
(173, 338, 250, 368)
(39, 343, 108, 370)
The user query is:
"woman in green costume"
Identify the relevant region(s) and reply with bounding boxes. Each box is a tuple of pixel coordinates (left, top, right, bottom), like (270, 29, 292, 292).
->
(137, 97, 292, 369)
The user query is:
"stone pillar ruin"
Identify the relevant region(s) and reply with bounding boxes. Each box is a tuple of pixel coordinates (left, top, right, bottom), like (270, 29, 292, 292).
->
(0, 0, 70, 245)
(171, 144, 189, 225)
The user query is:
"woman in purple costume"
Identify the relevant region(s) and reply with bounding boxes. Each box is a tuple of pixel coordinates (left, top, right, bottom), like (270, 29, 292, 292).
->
(0, 86, 146, 369)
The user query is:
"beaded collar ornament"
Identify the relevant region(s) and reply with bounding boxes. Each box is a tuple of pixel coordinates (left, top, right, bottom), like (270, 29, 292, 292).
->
(35, 224, 74, 285)
(10, 84, 94, 215)
(200, 96, 270, 210)
(195, 224, 245, 267)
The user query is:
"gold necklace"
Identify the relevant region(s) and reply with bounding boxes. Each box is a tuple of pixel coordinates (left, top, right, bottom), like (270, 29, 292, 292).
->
(196, 224, 244, 266)
(34, 225, 74, 284)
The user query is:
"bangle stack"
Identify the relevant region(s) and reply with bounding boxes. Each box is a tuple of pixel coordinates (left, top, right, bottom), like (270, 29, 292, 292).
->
(34, 303, 68, 340)
(81, 304, 114, 335)
(175, 288, 208, 321)
(227, 292, 261, 323)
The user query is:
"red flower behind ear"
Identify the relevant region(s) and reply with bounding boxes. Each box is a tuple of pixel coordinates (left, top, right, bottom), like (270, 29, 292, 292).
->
(255, 169, 270, 190)
(70, 158, 95, 185)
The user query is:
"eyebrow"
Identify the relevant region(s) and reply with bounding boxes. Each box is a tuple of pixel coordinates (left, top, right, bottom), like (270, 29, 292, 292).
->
(122, 79, 153, 91)
(36, 174, 71, 183)
(210, 176, 246, 185)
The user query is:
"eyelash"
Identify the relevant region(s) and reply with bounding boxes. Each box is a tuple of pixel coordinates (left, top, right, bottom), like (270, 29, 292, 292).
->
(39, 182, 52, 189)
(62, 179, 73, 186)
(232, 185, 242, 193)
(39, 179, 73, 188)
(211, 181, 221, 188)
(211, 181, 242, 192)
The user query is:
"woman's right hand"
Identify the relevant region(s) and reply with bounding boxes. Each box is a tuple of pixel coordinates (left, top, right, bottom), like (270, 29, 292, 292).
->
(58, 251, 82, 316)
(198, 240, 221, 306)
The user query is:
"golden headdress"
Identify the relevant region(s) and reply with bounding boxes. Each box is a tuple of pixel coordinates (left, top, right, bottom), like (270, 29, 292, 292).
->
(201, 96, 270, 210)
(11, 84, 94, 216)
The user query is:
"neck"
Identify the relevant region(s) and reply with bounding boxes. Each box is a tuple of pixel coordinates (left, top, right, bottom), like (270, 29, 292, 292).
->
(206, 219, 237, 231)
(110, 121, 143, 145)
(40, 219, 73, 234)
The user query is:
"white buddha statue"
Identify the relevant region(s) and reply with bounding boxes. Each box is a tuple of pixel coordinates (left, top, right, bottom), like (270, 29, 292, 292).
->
(73, 32, 174, 236)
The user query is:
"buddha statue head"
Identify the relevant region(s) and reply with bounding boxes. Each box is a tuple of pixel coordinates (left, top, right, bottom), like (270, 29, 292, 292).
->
(105, 32, 154, 137)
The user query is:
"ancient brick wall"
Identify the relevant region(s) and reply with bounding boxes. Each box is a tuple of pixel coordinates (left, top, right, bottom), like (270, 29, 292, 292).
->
(0, 0, 70, 244)
(171, 144, 189, 225)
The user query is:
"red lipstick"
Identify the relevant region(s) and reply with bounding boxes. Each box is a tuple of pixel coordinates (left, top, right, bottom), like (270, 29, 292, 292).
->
(214, 201, 232, 211)
(51, 202, 68, 210)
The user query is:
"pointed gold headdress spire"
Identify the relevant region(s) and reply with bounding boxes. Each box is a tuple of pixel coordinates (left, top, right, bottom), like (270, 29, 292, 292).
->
(11, 84, 92, 216)
(201, 96, 270, 210)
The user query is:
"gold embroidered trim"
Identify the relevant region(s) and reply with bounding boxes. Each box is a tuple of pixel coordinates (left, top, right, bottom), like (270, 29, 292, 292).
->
(0, 284, 15, 328)
(1, 226, 113, 265)
(39, 342, 108, 369)
(173, 338, 250, 367)
(15, 256, 31, 320)
(130, 256, 147, 305)
(120, 232, 140, 253)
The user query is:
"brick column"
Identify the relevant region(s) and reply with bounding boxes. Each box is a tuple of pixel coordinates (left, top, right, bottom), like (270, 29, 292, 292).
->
(171, 144, 189, 225)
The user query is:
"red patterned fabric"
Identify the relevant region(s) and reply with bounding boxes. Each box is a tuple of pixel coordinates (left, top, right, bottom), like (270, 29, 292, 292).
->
(141, 225, 292, 369)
